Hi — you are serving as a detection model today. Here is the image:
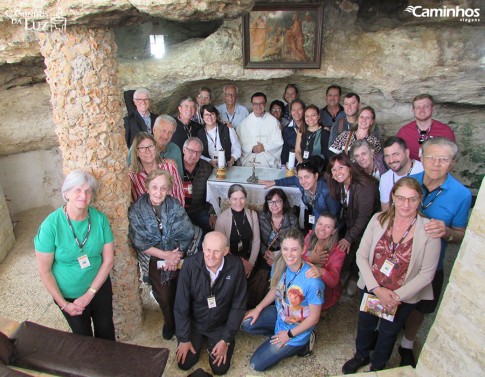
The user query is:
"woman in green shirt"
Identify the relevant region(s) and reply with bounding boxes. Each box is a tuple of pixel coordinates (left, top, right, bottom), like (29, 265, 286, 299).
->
(34, 170, 115, 340)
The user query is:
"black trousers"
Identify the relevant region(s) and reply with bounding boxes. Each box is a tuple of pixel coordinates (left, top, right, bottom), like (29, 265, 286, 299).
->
(178, 329, 236, 376)
(149, 257, 179, 332)
(61, 277, 115, 340)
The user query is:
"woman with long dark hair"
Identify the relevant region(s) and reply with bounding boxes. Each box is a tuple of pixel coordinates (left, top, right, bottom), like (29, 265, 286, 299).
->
(248, 188, 299, 308)
(295, 104, 331, 166)
(281, 99, 305, 166)
(261, 155, 339, 232)
(326, 153, 381, 296)
(303, 213, 346, 312)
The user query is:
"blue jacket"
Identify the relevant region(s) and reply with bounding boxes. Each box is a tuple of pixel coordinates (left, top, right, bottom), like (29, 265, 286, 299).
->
(274, 177, 340, 225)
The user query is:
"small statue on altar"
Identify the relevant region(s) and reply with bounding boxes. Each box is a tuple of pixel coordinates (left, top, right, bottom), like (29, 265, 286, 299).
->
(247, 156, 260, 183)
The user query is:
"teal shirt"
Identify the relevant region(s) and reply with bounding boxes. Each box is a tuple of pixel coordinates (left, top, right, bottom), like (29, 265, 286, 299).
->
(34, 206, 114, 299)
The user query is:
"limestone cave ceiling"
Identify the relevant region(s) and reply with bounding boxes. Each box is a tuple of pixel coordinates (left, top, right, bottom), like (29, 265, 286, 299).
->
(114, 18, 223, 60)
(0, 0, 255, 64)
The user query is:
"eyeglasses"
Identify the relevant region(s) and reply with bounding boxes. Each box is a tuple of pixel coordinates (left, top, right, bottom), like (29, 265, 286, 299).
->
(198, 95, 211, 100)
(394, 195, 420, 205)
(134, 98, 150, 103)
(423, 155, 451, 164)
(267, 200, 283, 206)
(137, 144, 155, 152)
(203, 112, 216, 118)
(185, 147, 202, 156)
(418, 130, 427, 145)
(271, 108, 282, 113)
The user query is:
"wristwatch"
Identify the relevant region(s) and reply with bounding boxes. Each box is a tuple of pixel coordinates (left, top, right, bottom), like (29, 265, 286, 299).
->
(223, 339, 231, 346)
(88, 287, 97, 294)
(287, 329, 295, 338)
(447, 232, 454, 242)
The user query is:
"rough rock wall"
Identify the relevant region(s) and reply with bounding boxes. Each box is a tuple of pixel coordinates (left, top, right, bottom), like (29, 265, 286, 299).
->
(37, 26, 142, 339)
(1, 2, 482, 188)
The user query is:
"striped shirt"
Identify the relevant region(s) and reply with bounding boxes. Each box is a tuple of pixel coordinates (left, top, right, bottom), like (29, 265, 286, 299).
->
(129, 161, 185, 206)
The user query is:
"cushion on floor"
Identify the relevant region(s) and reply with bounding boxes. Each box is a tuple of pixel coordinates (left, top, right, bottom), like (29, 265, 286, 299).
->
(11, 321, 168, 377)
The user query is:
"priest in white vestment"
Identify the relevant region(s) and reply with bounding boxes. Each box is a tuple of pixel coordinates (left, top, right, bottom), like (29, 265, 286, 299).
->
(237, 92, 283, 168)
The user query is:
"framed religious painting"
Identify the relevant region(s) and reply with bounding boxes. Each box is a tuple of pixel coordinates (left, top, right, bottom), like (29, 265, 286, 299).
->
(242, 2, 323, 69)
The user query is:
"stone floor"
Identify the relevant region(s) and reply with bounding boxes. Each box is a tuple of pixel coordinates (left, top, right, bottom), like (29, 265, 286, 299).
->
(0, 206, 457, 377)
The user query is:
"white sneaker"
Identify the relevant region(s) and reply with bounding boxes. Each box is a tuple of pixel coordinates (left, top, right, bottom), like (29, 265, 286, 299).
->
(298, 330, 316, 357)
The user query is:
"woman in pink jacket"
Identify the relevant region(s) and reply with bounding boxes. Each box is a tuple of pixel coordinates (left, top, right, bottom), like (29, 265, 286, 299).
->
(303, 213, 345, 312)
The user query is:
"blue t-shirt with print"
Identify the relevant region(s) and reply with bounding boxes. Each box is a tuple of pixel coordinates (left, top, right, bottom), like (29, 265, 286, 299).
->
(273, 262, 325, 346)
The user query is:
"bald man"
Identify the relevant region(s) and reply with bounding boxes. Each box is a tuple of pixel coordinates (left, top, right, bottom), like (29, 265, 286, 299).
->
(174, 232, 247, 375)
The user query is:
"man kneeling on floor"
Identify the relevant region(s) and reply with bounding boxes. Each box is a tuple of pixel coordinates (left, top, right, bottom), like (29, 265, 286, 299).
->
(174, 231, 247, 375)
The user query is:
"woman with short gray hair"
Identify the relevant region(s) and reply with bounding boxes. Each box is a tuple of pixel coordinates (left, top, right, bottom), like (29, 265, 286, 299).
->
(35, 170, 116, 340)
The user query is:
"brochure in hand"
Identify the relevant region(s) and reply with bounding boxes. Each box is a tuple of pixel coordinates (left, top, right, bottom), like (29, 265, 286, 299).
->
(360, 293, 396, 322)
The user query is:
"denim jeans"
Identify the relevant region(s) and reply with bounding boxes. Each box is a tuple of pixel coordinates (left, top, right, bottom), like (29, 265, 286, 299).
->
(241, 305, 306, 372)
(356, 289, 416, 370)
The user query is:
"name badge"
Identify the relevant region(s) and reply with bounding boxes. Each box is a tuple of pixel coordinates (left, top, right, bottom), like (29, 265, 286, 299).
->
(308, 214, 315, 224)
(187, 183, 193, 195)
(380, 259, 395, 277)
(303, 151, 310, 159)
(207, 296, 217, 308)
(237, 241, 243, 252)
(418, 147, 423, 158)
(78, 254, 91, 269)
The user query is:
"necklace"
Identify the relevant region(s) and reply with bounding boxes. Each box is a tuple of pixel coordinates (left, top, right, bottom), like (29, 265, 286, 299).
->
(392, 161, 414, 185)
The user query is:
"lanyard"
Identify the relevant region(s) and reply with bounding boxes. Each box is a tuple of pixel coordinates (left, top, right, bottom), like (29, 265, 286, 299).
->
(178, 117, 193, 137)
(305, 129, 319, 150)
(283, 262, 303, 300)
(268, 216, 284, 248)
(393, 161, 414, 185)
(390, 216, 417, 257)
(183, 165, 197, 182)
(232, 213, 247, 241)
(341, 185, 350, 207)
(64, 206, 91, 252)
(205, 127, 219, 156)
(421, 188, 443, 210)
(151, 202, 165, 231)
(225, 111, 236, 124)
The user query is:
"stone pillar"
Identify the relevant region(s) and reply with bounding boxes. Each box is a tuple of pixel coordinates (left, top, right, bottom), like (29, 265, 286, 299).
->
(37, 27, 142, 340)
(0, 183, 15, 263)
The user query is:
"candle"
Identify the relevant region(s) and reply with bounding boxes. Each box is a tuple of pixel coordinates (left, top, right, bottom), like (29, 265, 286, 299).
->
(287, 151, 296, 169)
(218, 150, 226, 168)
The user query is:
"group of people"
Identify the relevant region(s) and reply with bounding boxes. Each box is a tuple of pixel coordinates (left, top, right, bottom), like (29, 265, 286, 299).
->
(33, 83, 472, 375)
